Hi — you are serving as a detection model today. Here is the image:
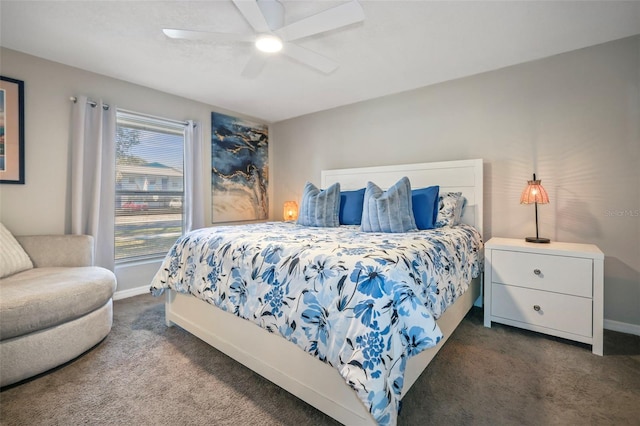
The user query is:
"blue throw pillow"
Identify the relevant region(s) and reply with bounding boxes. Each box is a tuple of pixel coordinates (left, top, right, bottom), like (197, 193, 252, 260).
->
(297, 182, 341, 227)
(361, 177, 417, 233)
(412, 185, 440, 230)
(339, 188, 366, 225)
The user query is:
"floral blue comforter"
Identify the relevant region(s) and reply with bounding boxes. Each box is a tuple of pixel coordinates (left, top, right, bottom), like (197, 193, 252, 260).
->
(150, 222, 482, 425)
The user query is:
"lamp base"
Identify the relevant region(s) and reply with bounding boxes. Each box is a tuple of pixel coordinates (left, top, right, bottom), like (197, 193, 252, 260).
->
(525, 236, 550, 243)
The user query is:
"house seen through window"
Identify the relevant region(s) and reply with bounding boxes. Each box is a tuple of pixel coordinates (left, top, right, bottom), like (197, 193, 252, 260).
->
(115, 111, 185, 261)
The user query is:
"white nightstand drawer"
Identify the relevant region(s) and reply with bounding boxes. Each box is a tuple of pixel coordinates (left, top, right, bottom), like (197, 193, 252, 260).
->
(492, 250, 592, 298)
(491, 283, 592, 338)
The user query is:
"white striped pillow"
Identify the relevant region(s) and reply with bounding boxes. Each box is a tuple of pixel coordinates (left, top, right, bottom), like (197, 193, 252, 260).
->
(0, 223, 33, 279)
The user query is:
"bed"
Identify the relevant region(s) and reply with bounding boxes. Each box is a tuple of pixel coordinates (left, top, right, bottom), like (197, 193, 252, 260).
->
(150, 159, 484, 425)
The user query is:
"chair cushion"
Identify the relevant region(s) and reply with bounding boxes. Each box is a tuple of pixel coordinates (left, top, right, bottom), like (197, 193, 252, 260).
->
(0, 266, 116, 340)
(0, 223, 33, 279)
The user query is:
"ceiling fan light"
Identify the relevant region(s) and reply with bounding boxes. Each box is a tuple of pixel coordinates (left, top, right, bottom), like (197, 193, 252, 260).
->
(255, 34, 282, 53)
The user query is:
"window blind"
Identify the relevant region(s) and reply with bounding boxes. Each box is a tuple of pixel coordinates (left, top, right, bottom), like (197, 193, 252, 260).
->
(115, 110, 186, 262)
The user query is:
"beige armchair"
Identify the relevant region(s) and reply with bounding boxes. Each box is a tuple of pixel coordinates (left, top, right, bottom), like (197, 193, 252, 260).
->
(0, 235, 117, 387)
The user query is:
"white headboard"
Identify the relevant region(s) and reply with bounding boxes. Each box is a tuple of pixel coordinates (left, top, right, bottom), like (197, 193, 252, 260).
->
(321, 159, 483, 236)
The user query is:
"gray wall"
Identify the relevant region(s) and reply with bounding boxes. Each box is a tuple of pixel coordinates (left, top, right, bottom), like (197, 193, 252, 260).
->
(271, 36, 640, 329)
(1, 36, 638, 328)
(0, 47, 270, 293)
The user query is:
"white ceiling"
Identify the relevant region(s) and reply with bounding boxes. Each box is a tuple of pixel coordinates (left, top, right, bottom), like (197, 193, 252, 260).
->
(1, 1, 639, 123)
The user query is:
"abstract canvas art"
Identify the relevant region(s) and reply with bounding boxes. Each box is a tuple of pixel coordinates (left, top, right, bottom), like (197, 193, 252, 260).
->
(211, 112, 268, 222)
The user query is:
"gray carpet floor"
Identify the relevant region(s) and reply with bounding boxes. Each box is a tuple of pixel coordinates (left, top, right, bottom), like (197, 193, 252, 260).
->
(1, 293, 639, 426)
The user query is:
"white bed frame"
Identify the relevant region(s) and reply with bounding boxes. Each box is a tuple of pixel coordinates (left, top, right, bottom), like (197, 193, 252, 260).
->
(165, 159, 484, 425)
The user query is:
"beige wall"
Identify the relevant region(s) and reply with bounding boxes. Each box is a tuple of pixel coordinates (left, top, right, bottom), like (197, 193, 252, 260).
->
(271, 36, 640, 329)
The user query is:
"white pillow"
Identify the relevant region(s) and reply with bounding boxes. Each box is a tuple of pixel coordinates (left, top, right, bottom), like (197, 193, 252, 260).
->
(0, 223, 33, 278)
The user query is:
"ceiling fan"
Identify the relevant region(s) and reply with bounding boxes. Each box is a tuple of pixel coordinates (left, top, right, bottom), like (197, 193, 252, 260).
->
(163, 0, 365, 77)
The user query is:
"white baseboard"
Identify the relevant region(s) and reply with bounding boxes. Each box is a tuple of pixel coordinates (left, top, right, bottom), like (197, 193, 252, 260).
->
(113, 285, 150, 301)
(604, 319, 640, 336)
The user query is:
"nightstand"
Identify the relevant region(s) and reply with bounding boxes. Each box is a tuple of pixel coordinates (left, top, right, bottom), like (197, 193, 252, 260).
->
(483, 237, 604, 355)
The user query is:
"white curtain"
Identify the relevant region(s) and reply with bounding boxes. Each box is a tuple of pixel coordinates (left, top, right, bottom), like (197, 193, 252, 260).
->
(184, 120, 205, 232)
(70, 96, 116, 270)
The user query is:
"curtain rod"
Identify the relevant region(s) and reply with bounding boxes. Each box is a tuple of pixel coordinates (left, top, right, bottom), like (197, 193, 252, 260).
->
(69, 96, 193, 128)
(69, 96, 110, 110)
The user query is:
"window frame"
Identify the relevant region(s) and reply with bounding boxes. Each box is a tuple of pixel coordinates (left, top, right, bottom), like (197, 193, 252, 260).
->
(114, 110, 187, 264)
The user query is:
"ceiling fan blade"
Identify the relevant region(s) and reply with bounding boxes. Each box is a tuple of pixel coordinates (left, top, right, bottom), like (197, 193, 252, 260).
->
(163, 28, 254, 43)
(282, 43, 338, 74)
(241, 53, 268, 78)
(232, 0, 271, 33)
(274, 1, 364, 42)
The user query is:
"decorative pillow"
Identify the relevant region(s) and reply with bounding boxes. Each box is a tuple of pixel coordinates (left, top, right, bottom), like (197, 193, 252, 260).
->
(435, 192, 466, 228)
(339, 188, 366, 225)
(297, 182, 341, 227)
(0, 223, 33, 279)
(361, 177, 417, 233)
(412, 185, 440, 230)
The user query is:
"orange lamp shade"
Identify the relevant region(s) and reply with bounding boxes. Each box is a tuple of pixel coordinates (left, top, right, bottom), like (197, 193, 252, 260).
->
(520, 176, 549, 205)
(283, 201, 299, 221)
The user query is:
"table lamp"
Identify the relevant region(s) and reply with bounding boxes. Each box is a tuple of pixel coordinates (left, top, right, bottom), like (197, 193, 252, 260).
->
(520, 173, 550, 243)
(283, 201, 298, 221)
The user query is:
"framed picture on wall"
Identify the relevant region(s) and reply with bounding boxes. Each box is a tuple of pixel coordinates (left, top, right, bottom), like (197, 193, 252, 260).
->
(211, 112, 268, 223)
(0, 76, 25, 184)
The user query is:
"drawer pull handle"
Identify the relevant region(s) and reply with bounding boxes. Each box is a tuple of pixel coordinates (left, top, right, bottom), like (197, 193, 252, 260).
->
(533, 269, 541, 275)
(533, 305, 541, 312)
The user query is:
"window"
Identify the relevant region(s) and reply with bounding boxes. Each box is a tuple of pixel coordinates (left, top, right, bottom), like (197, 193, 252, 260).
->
(115, 111, 186, 262)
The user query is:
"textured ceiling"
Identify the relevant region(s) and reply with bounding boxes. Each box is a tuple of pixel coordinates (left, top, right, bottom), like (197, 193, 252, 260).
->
(1, 1, 639, 123)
